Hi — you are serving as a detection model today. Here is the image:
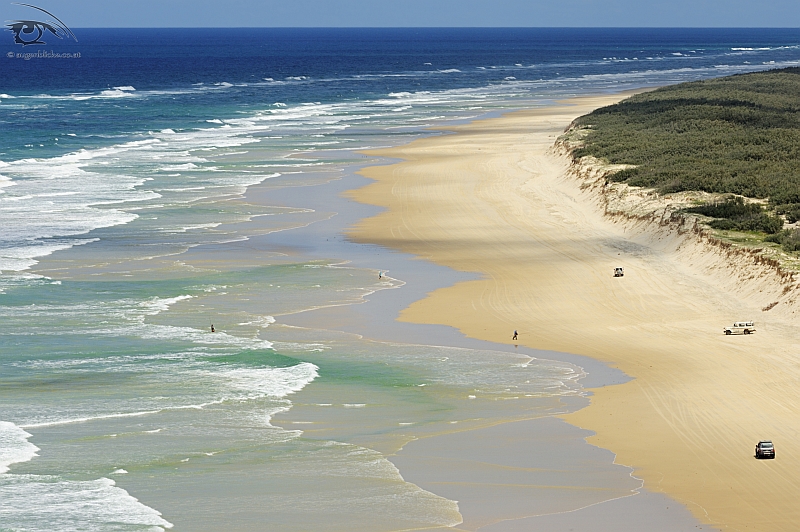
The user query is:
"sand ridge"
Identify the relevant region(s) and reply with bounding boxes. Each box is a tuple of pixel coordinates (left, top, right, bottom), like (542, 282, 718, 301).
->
(347, 94, 800, 531)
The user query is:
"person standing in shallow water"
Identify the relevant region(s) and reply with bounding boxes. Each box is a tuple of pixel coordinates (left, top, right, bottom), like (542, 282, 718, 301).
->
(211, 324, 215, 333)
(512, 330, 518, 341)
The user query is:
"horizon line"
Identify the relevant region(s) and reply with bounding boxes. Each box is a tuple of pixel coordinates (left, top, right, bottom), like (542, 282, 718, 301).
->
(58, 26, 800, 29)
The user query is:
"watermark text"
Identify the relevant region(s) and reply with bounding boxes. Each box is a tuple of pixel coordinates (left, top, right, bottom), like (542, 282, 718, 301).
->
(6, 49, 79, 59)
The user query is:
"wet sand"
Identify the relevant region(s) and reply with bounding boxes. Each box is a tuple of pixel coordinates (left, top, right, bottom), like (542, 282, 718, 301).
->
(348, 94, 800, 531)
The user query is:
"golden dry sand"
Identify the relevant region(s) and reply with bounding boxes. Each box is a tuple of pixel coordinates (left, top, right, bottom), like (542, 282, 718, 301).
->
(347, 94, 800, 532)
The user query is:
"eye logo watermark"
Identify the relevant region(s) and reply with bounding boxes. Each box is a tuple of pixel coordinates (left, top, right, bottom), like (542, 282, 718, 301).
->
(5, 3, 77, 46)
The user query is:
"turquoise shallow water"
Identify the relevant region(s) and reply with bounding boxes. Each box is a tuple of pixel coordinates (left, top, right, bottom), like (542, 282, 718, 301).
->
(2, 28, 799, 530)
(0, 220, 589, 529)
(0, 264, 585, 530)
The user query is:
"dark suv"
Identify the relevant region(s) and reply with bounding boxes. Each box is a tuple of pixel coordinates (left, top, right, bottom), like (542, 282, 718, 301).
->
(755, 440, 775, 459)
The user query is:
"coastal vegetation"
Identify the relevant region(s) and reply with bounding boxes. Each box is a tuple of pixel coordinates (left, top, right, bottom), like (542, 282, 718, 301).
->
(570, 67, 800, 252)
(685, 196, 783, 234)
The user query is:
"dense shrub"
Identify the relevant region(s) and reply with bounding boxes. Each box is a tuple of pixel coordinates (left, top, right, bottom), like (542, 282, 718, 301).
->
(783, 230, 800, 252)
(764, 231, 784, 243)
(764, 229, 800, 252)
(776, 203, 800, 223)
(607, 168, 639, 182)
(707, 215, 783, 234)
(685, 196, 784, 234)
(573, 67, 800, 206)
(686, 196, 761, 218)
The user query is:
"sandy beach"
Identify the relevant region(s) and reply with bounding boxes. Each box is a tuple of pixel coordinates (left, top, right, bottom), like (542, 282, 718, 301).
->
(348, 94, 800, 531)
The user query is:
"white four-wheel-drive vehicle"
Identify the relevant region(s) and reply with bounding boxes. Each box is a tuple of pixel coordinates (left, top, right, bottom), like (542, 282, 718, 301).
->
(723, 321, 755, 335)
(613, 267, 624, 277)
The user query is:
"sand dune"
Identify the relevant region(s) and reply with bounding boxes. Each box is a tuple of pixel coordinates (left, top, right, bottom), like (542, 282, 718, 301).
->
(348, 94, 800, 531)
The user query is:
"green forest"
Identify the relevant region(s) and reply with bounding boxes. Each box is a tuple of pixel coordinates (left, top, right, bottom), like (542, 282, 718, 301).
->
(571, 67, 800, 249)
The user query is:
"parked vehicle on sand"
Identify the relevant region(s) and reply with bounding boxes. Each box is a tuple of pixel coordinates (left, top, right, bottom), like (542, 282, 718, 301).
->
(755, 440, 775, 459)
(614, 267, 624, 277)
(723, 321, 755, 335)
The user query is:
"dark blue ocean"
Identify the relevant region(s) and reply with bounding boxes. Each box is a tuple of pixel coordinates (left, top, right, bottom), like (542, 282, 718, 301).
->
(1, 28, 799, 530)
(3, 28, 800, 162)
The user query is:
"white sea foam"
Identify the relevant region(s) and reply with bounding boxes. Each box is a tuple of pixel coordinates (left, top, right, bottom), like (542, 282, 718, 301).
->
(21, 410, 165, 429)
(0, 475, 173, 531)
(163, 222, 221, 233)
(238, 315, 276, 328)
(0, 113, 271, 270)
(0, 238, 101, 272)
(219, 362, 319, 400)
(0, 141, 167, 269)
(158, 163, 199, 171)
(0, 422, 39, 473)
(138, 295, 193, 315)
(132, 324, 274, 350)
(0, 173, 14, 193)
(18, 391, 277, 429)
(83, 89, 139, 100)
(13, 358, 318, 430)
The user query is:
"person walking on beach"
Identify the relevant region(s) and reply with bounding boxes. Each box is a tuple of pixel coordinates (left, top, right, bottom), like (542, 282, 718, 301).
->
(512, 330, 518, 341)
